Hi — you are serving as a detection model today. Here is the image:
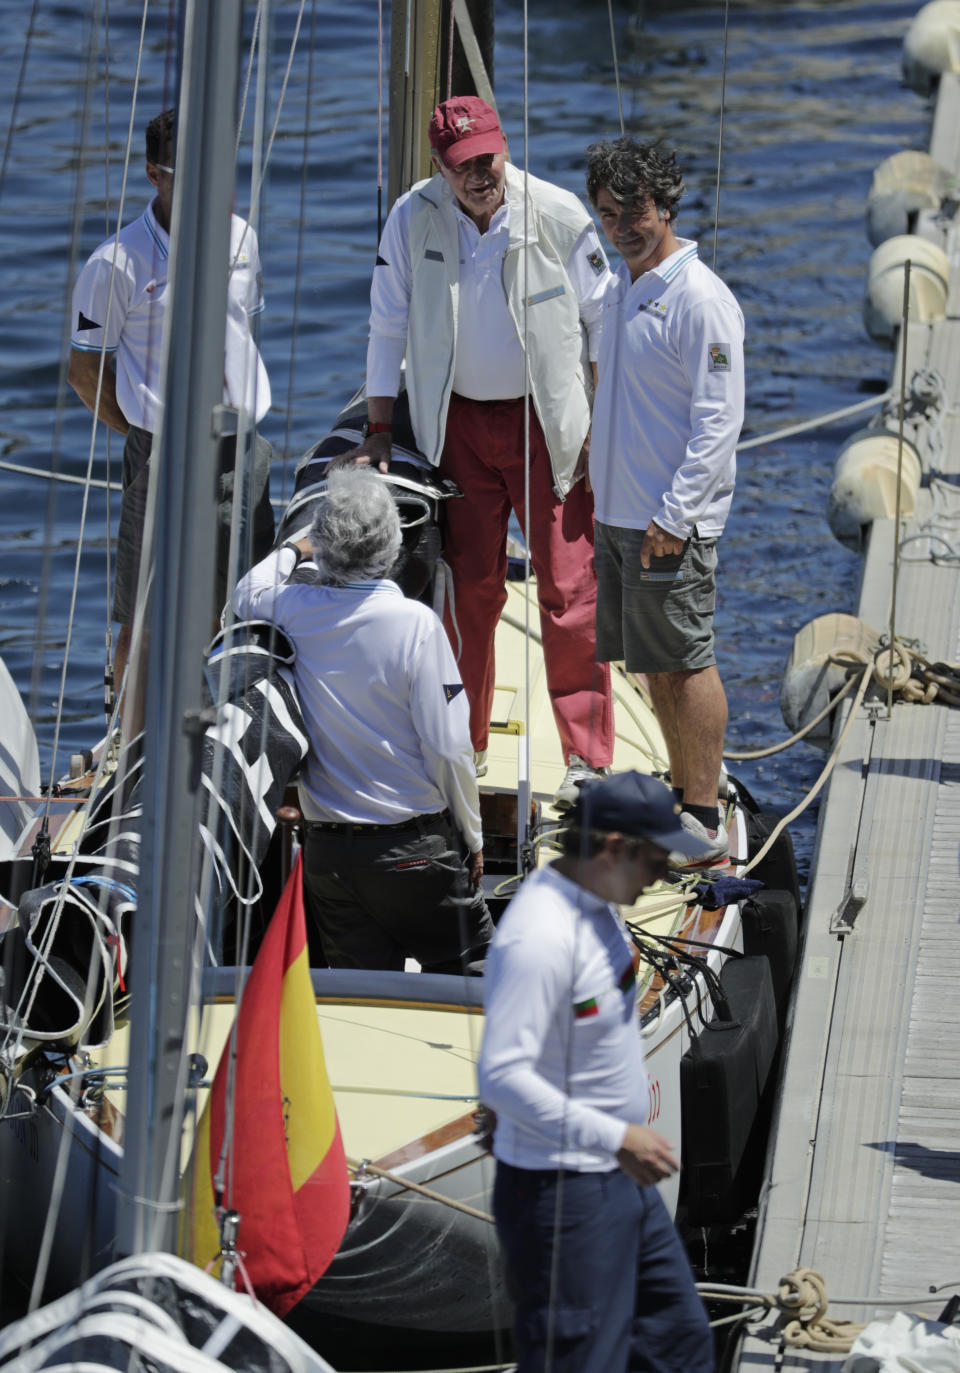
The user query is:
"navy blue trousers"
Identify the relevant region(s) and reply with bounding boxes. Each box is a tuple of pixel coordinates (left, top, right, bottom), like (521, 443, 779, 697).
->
(493, 1162, 714, 1373)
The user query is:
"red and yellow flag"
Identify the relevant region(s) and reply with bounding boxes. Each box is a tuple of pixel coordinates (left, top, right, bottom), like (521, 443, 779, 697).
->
(187, 854, 350, 1315)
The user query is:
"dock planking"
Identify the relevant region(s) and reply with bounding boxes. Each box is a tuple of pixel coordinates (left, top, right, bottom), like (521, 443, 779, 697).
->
(734, 66, 960, 1371)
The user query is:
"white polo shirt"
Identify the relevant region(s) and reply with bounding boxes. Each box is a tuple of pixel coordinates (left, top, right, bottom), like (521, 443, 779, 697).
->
(232, 547, 482, 853)
(367, 186, 610, 401)
(71, 202, 271, 433)
(477, 863, 649, 1171)
(589, 241, 745, 539)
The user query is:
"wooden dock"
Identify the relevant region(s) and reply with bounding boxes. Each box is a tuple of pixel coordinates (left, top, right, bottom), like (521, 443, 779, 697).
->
(733, 48, 960, 1373)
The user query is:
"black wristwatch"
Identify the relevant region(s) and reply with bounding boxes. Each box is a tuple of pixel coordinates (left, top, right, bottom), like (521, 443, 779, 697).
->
(281, 541, 304, 567)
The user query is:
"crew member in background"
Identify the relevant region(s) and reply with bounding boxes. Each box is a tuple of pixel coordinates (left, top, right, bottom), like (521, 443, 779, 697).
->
(478, 771, 715, 1373)
(345, 95, 615, 811)
(68, 108, 274, 700)
(233, 468, 493, 974)
(586, 137, 745, 867)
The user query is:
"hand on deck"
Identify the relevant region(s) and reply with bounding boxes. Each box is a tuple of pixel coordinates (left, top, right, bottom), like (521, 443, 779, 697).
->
(640, 519, 685, 569)
(616, 1123, 679, 1185)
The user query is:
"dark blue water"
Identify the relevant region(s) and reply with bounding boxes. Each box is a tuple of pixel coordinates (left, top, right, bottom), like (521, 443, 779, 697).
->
(0, 2, 928, 870)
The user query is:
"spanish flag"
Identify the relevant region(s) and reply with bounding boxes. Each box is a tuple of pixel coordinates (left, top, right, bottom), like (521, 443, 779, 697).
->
(186, 854, 350, 1315)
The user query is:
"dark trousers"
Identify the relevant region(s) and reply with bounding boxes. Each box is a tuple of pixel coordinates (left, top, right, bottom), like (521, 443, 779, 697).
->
(493, 1162, 714, 1373)
(113, 423, 274, 624)
(303, 810, 493, 973)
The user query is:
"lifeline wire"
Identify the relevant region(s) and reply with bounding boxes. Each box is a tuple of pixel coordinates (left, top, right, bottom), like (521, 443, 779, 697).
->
(0, 389, 891, 494)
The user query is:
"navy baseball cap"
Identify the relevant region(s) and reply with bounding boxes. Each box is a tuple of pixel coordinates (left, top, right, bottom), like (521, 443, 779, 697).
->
(569, 771, 712, 858)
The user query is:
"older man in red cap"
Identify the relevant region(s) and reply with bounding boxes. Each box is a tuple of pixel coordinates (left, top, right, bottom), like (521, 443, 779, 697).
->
(348, 95, 616, 811)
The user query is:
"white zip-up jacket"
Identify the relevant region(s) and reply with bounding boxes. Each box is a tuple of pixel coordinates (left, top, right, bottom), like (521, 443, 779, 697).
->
(368, 163, 611, 498)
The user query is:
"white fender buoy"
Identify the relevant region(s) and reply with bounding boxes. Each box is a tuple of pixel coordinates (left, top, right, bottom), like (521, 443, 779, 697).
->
(827, 428, 923, 549)
(780, 614, 880, 747)
(863, 234, 949, 344)
(866, 150, 953, 246)
(903, 0, 960, 95)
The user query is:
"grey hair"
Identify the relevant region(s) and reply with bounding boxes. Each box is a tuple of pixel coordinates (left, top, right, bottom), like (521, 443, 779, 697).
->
(585, 137, 685, 223)
(309, 468, 402, 584)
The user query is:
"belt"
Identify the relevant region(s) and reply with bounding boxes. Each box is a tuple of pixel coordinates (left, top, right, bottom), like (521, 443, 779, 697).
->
(306, 808, 449, 834)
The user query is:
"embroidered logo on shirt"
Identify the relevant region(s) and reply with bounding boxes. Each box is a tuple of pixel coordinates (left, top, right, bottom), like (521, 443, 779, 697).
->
(443, 683, 464, 703)
(573, 996, 600, 1020)
(618, 962, 637, 995)
(708, 343, 731, 371)
(77, 311, 100, 331)
(637, 298, 667, 317)
(586, 249, 606, 275)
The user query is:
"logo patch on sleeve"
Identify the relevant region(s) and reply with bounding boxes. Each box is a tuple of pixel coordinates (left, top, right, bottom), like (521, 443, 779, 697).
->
(586, 249, 607, 276)
(443, 683, 464, 703)
(707, 343, 731, 371)
(77, 311, 100, 331)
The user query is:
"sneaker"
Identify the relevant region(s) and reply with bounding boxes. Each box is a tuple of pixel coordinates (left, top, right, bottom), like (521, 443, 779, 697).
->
(670, 810, 731, 870)
(553, 754, 610, 811)
(474, 749, 488, 779)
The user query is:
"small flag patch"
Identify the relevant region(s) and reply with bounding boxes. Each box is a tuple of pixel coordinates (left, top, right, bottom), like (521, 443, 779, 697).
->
(443, 682, 464, 703)
(77, 311, 100, 331)
(618, 963, 636, 994)
(573, 997, 599, 1019)
(707, 343, 731, 371)
(587, 249, 607, 276)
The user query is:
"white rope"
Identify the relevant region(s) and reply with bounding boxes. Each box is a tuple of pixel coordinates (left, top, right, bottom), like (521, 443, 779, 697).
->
(736, 391, 891, 451)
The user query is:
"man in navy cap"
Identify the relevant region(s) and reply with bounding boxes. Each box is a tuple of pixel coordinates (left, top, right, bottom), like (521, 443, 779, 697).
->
(478, 771, 714, 1373)
(345, 94, 616, 811)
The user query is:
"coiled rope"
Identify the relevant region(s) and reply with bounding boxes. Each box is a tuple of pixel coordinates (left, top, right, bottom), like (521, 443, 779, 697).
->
(698, 1267, 867, 1352)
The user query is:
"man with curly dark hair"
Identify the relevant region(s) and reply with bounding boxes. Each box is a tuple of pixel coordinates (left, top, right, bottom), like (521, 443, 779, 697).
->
(586, 138, 744, 868)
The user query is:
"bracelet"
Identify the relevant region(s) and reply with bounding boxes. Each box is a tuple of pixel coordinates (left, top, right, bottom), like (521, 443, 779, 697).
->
(281, 541, 303, 567)
(364, 420, 393, 437)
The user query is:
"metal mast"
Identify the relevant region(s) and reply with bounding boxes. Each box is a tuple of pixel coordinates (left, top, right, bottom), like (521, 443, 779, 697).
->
(116, 0, 242, 1258)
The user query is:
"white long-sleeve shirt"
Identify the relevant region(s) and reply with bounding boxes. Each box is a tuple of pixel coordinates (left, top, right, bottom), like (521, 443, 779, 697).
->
(232, 547, 482, 852)
(477, 863, 650, 1171)
(589, 243, 745, 539)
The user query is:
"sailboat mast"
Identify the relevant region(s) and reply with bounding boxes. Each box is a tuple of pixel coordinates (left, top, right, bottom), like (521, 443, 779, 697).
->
(116, 0, 243, 1259)
(387, 0, 494, 205)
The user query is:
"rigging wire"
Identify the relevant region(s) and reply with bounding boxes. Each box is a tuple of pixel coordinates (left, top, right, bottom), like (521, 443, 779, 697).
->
(711, 0, 731, 275)
(41, 0, 152, 832)
(377, 0, 385, 241)
(0, 0, 40, 208)
(278, 0, 319, 493)
(606, 0, 625, 137)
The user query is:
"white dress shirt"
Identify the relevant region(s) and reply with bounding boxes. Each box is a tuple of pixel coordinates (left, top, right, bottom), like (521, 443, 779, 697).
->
(589, 242, 745, 539)
(232, 547, 482, 852)
(478, 863, 650, 1171)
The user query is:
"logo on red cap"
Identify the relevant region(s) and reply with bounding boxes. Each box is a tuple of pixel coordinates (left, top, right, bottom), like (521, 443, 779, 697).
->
(429, 96, 504, 168)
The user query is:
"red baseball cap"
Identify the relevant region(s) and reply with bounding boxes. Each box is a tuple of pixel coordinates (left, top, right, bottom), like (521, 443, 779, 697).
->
(428, 96, 505, 169)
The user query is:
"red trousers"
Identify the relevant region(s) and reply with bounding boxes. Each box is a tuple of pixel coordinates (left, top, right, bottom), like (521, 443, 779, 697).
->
(438, 394, 613, 766)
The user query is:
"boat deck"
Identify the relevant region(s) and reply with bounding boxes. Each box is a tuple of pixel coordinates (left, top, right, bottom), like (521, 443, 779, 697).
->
(735, 71, 960, 1370)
